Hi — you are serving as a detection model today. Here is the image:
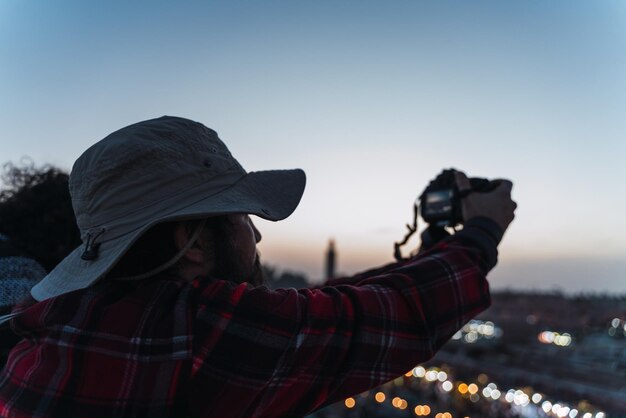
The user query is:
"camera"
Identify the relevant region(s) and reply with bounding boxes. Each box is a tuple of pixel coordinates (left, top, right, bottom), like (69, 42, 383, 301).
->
(419, 169, 497, 227)
(394, 168, 499, 260)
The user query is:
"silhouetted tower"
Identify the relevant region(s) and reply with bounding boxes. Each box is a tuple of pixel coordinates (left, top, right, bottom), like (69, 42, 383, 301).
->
(325, 239, 336, 280)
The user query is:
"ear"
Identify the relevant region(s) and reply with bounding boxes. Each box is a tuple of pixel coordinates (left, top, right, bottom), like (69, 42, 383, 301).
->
(173, 223, 206, 264)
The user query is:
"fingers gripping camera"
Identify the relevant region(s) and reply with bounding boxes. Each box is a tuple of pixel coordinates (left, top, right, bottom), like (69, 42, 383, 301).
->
(394, 168, 516, 260)
(420, 168, 516, 233)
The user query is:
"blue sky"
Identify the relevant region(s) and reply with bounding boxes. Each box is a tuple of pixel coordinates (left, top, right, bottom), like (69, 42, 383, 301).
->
(1, 1, 625, 292)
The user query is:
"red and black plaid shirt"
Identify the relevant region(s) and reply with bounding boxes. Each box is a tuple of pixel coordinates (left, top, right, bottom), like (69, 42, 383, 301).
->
(0, 220, 500, 418)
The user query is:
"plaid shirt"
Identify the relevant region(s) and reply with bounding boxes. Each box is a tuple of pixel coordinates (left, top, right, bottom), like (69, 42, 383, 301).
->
(0, 219, 500, 418)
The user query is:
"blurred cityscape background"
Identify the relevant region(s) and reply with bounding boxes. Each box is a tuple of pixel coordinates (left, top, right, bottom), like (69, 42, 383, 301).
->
(266, 241, 626, 418)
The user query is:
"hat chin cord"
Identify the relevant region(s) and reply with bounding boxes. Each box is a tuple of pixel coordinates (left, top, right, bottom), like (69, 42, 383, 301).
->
(112, 218, 208, 281)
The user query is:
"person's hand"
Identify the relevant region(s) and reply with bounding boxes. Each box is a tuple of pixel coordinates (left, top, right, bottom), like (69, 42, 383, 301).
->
(454, 171, 517, 233)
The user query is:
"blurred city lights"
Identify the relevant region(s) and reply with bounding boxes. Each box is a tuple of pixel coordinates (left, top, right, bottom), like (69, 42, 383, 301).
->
(343, 363, 609, 418)
(538, 330, 573, 346)
(542, 401, 553, 413)
(505, 390, 515, 403)
(607, 317, 626, 337)
(413, 366, 426, 378)
(490, 389, 501, 400)
(453, 320, 503, 343)
(558, 406, 571, 417)
(458, 383, 468, 394)
(513, 390, 530, 406)
(425, 370, 438, 382)
(414, 405, 431, 416)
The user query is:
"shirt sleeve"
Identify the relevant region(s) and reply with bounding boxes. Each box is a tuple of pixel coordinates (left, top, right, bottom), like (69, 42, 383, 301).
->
(323, 218, 503, 287)
(189, 225, 496, 417)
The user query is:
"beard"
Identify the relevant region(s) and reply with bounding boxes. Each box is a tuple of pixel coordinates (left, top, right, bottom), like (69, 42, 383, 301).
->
(201, 217, 265, 286)
(212, 250, 265, 287)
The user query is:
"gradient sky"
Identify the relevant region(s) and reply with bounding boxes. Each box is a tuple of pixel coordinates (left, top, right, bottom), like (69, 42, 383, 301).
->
(1, 1, 625, 292)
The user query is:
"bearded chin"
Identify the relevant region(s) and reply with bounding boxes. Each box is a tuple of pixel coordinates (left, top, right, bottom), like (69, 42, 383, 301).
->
(213, 250, 265, 287)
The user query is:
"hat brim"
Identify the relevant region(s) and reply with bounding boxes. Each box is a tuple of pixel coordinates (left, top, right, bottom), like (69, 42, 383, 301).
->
(31, 169, 305, 301)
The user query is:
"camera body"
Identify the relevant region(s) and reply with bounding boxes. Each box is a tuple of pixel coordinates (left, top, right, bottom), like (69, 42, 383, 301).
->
(419, 169, 495, 227)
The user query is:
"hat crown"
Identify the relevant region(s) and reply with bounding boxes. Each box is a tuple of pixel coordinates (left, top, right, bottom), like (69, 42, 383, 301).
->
(70, 116, 245, 236)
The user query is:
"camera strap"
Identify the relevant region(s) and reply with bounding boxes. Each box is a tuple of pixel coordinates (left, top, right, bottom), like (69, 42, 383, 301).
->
(393, 201, 419, 262)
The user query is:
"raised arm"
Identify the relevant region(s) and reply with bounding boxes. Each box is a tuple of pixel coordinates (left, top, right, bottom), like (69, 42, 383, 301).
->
(189, 171, 516, 417)
(190, 230, 491, 416)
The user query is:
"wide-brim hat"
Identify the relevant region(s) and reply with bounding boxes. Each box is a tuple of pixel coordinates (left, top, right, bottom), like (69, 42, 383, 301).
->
(31, 116, 306, 301)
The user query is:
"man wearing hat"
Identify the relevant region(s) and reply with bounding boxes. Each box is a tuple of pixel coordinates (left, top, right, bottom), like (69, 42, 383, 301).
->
(0, 116, 516, 417)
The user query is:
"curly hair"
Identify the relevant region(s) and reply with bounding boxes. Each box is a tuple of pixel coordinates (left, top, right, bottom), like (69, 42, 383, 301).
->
(0, 160, 81, 272)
